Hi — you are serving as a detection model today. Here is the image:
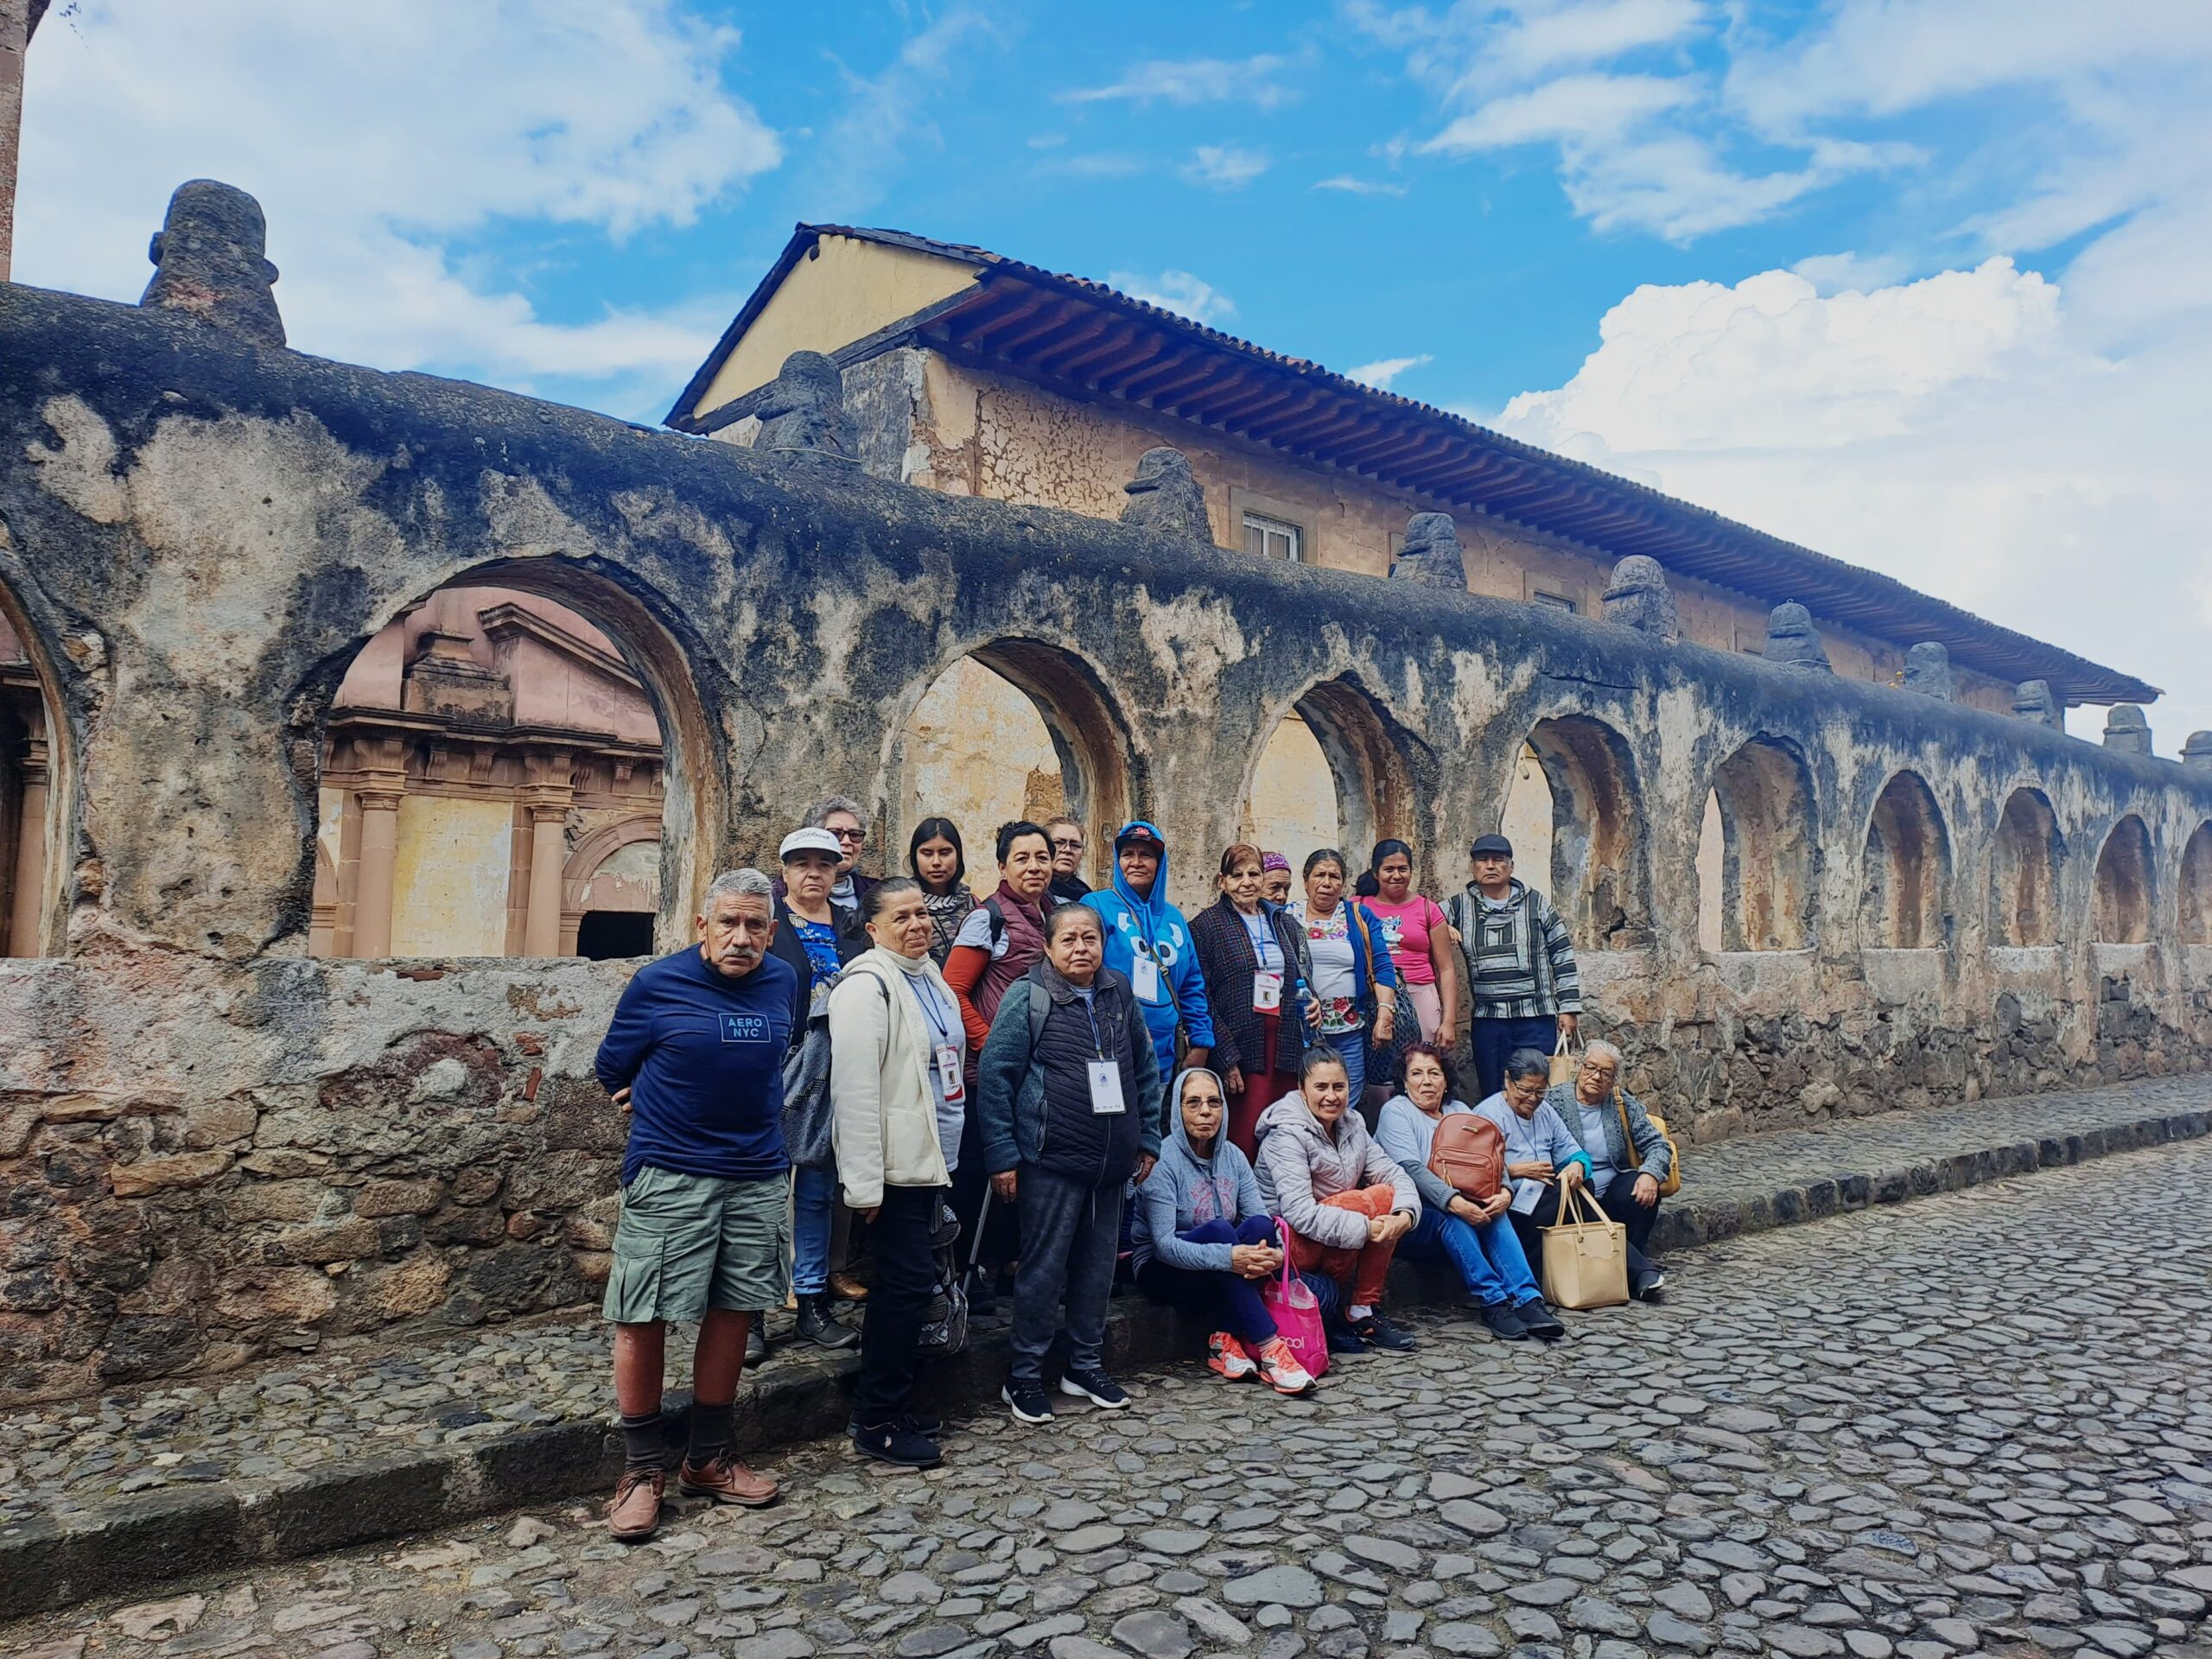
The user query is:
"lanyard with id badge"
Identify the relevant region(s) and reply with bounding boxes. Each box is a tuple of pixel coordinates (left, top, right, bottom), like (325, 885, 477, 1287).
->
(1246, 914, 1284, 1014)
(912, 976, 965, 1103)
(1081, 997, 1125, 1114)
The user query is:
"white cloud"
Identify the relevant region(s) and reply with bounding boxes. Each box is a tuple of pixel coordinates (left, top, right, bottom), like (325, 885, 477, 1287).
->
(1347, 353, 1433, 389)
(1790, 251, 1916, 295)
(1107, 269, 1237, 327)
(804, 9, 998, 220)
(1063, 54, 1298, 109)
(1421, 72, 1694, 149)
(1314, 175, 1409, 196)
(1182, 145, 1271, 189)
(1495, 257, 2212, 743)
(1449, 0, 1703, 95)
(15, 0, 779, 413)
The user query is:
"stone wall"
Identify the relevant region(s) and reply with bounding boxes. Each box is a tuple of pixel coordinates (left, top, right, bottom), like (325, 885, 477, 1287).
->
(3, 270, 2209, 1404)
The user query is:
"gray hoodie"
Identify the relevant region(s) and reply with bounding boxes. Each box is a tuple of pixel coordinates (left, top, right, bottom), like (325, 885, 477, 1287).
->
(1131, 1067, 1271, 1275)
(1253, 1090, 1418, 1253)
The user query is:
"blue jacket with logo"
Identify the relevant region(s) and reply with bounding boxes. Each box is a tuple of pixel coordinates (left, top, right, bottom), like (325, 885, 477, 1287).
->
(1082, 819, 1215, 1075)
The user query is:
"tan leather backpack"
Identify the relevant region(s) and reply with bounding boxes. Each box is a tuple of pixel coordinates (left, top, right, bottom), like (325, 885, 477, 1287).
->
(1427, 1113, 1506, 1201)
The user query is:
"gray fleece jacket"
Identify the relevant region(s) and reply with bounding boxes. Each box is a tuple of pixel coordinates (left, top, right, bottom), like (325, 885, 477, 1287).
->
(1253, 1090, 1418, 1252)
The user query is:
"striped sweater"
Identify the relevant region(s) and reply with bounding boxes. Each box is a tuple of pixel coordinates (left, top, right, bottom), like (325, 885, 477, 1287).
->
(1446, 880, 1582, 1020)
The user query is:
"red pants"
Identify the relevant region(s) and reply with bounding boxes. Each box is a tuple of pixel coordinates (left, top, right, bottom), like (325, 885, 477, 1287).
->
(1285, 1185, 1401, 1309)
(1226, 1012, 1296, 1160)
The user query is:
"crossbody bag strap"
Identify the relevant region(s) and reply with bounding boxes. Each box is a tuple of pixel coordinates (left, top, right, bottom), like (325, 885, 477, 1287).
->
(1613, 1085, 1642, 1171)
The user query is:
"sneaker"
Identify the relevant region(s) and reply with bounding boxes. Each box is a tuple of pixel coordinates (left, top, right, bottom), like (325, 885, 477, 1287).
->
(847, 1408, 943, 1437)
(1514, 1298, 1567, 1340)
(1207, 1332, 1257, 1381)
(796, 1294, 859, 1350)
(606, 1468, 664, 1541)
(1002, 1381, 1054, 1424)
(1325, 1319, 1366, 1356)
(1632, 1270, 1668, 1304)
(1058, 1368, 1132, 1410)
(676, 1453, 779, 1508)
(1254, 1338, 1316, 1396)
(852, 1421, 942, 1468)
(1352, 1313, 1418, 1351)
(1479, 1301, 1530, 1341)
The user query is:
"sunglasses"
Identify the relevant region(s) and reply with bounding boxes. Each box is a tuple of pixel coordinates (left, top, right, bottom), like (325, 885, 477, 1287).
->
(830, 828, 865, 842)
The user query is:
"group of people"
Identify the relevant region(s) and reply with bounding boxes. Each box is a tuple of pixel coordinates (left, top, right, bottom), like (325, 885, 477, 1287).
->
(588, 798, 1676, 1541)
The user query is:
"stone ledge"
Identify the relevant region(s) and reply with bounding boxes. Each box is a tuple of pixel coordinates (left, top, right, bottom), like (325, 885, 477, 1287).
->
(2, 1083, 2209, 1620)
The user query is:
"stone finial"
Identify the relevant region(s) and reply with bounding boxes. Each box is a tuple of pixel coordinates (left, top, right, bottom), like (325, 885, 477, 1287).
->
(139, 180, 285, 346)
(1390, 512, 1467, 588)
(1763, 602, 1831, 672)
(2012, 680, 2063, 730)
(1120, 447, 1211, 540)
(2183, 732, 2212, 771)
(2102, 703, 2152, 756)
(754, 351, 857, 461)
(1904, 642, 1955, 701)
(1600, 555, 1679, 642)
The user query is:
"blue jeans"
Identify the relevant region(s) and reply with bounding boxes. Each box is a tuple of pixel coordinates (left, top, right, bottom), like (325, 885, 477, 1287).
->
(1401, 1199, 1541, 1307)
(1319, 1029, 1367, 1100)
(1471, 1014, 1559, 1101)
(791, 1164, 837, 1296)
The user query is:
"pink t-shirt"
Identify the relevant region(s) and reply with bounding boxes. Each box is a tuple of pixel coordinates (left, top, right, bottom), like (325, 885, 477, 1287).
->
(1365, 894, 1446, 984)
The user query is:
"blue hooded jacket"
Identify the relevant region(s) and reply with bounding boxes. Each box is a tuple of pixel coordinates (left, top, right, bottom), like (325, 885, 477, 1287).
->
(1083, 819, 1215, 1075)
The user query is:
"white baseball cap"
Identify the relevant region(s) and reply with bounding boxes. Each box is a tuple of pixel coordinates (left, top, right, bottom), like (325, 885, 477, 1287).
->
(779, 827, 843, 862)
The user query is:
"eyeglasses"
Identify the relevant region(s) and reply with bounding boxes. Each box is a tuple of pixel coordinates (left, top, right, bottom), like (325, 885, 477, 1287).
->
(1052, 837, 1084, 850)
(830, 828, 865, 843)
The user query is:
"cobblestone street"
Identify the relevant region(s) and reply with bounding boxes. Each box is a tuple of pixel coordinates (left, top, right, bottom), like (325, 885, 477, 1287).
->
(9, 1138, 2211, 1659)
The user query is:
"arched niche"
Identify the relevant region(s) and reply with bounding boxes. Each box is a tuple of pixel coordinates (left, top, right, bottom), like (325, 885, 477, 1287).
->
(1698, 736, 1818, 951)
(1514, 715, 1652, 950)
(888, 638, 1136, 888)
(303, 559, 710, 960)
(2092, 814, 2155, 944)
(0, 582, 65, 959)
(2179, 823, 2212, 946)
(565, 813, 662, 959)
(1243, 677, 1425, 876)
(1859, 770, 1951, 949)
(1992, 788, 2063, 946)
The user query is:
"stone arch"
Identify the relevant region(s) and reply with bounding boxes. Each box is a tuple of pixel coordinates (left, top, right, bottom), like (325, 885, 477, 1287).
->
(2092, 814, 2156, 944)
(1991, 787, 2063, 946)
(1698, 736, 1818, 951)
(302, 557, 711, 960)
(887, 637, 1138, 886)
(1243, 676, 1427, 876)
(564, 812, 662, 957)
(1859, 770, 1951, 949)
(1516, 715, 1651, 950)
(2178, 823, 2212, 946)
(0, 579, 65, 958)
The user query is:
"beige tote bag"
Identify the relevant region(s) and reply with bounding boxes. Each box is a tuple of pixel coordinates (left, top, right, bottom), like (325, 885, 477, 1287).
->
(1540, 1182, 1629, 1310)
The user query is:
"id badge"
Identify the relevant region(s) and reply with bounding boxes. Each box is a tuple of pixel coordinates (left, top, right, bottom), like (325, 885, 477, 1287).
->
(1511, 1180, 1542, 1216)
(936, 1044, 965, 1103)
(1252, 971, 1283, 1012)
(1130, 953, 1160, 1002)
(1087, 1059, 1126, 1116)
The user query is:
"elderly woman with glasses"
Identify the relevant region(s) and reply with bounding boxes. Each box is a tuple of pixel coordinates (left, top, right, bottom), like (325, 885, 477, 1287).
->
(1544, 1039, 1674, 1302)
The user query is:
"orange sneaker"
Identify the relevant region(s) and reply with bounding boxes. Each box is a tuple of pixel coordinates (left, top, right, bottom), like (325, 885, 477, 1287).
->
(1255, 1338, 1316, 1396)
(1206, 1331, 1256, 1381)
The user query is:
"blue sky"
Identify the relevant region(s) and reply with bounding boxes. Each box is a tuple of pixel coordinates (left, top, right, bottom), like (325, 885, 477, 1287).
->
(16, 2, 2212, 737)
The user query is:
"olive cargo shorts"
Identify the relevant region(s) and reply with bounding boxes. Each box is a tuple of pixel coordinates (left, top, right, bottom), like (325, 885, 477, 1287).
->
(601, 1165, 791, 1325)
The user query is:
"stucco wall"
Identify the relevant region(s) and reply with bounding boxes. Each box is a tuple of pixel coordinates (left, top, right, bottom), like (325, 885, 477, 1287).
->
(1, 279, 2205, 1404)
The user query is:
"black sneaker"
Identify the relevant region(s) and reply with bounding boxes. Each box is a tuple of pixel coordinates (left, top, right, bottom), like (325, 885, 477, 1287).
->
(1632, 1270, 1668, 1304)
(1514, 1298, 1567, 1340)
(1325, 1317, 1365, 1356)
(846, 1408, 943, 1437)
(796, 1294, 859, 1350)
(1058, 1368, 1132, 1410)
(852, 1421, 942, 1467)
(1479, 1301, 1530, 1341)
(1002, 1381, 1054, 1424)
(1352, 1313, 1418, 1351)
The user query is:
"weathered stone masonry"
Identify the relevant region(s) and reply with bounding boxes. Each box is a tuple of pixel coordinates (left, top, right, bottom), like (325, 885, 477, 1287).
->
(3, 262, 2212, 1406)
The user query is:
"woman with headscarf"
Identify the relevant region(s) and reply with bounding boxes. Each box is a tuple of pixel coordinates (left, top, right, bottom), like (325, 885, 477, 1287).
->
(906, 817, 975, 967)
(1133, 1065, 1317, 1395)
(1191, 843, 1319, 1158)
(1260, 851, 1294, 908)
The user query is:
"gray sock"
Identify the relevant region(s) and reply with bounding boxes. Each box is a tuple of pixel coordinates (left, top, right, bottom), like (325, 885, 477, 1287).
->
(688, 1400, 734, 1465)
(620, 1411, 663, 1473)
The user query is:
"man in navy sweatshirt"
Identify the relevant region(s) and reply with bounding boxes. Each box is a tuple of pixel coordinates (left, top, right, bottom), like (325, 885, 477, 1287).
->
(594, 867, 802, 1541)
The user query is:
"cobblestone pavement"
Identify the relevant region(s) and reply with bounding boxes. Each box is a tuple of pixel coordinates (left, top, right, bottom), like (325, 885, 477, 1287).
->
(8, 1136, 2210, 1659)
(7, 1071, 2207, 1535)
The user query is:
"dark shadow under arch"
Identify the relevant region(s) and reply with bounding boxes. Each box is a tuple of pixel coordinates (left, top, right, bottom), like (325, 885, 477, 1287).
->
(1522, 714, 1652, 950)
(1992, 787, 2063, 946)
(1707, 734, 1819, 951)
(2179, 823, 2212, 946)
(2093, 814, 2155, 944)
(0, 576, 66, 959)
(1249, 674, 1433, 872)
(1860, 770, 1951, 949)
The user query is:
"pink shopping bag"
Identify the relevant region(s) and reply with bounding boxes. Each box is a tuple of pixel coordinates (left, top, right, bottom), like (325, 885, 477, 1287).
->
(1258, 1236, 1329, 1381)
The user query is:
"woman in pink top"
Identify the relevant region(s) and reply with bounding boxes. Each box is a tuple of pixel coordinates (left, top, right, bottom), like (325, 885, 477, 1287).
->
(1363, 839, 1459, 1049)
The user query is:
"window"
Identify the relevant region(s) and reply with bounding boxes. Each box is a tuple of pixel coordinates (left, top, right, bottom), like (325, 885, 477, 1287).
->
(1532, 591, 1577, 614)
(1243, 512, 1303, 563)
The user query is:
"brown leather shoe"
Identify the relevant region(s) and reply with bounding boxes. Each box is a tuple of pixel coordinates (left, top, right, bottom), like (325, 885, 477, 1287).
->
(607, 1468, 664, 1541)
(829, 1272, 870, 1302)
(677, 1453, 779, 1507)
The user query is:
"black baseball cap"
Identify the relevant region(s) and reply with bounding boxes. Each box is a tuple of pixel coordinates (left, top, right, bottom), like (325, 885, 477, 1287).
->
(1470, 834, 1514, 859)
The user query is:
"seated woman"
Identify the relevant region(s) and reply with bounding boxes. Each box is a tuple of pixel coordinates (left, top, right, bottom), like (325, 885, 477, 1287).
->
(1133, 1068, 1318, 1395)
(1544, 1039, 1673, 1302)
(1472, 1047, 1593, 1275)
(1254, 1048, 1421, 1352)
(1375, 1044, 1564, 1343)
